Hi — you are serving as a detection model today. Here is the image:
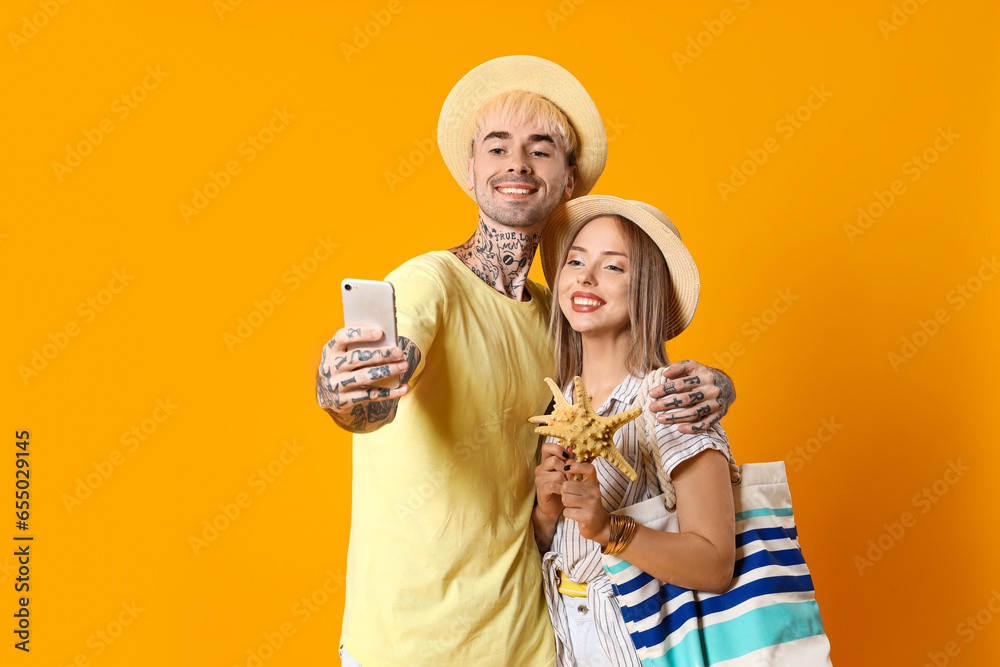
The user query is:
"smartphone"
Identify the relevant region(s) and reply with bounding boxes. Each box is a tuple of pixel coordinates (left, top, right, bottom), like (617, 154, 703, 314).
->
(341, 279, 399, 389)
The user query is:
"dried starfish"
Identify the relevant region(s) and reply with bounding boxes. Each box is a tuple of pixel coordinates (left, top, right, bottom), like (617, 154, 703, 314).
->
(529, 376, 641, 481)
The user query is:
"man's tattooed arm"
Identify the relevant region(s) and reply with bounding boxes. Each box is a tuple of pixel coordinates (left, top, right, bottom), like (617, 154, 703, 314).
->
(316, 335, 422, 434)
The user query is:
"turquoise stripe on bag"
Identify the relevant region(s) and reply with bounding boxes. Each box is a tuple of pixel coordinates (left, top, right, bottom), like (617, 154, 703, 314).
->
(734, 507, 794, 522)
(639, 600, 826, 667)
(604, 559, 634, 575)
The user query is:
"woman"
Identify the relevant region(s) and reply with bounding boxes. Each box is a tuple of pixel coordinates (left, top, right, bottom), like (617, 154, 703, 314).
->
(532, 195, 736, 667)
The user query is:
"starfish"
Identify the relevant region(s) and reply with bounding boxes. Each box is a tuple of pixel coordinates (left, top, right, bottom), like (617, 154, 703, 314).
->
(529, 376, 641, 481)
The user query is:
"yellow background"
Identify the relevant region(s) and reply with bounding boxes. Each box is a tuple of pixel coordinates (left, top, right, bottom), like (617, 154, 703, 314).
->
(3, 1, 999, 665)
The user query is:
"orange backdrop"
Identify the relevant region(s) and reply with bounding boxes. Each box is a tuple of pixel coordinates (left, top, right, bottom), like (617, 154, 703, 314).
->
(3, 1, 999, 665)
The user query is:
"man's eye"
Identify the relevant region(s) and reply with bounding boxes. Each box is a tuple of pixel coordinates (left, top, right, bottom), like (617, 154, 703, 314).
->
(488, 148, 503, 155)
(531, 151, 550, 157)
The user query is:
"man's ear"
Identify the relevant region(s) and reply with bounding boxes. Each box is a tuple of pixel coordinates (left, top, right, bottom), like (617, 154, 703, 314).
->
(563, 164, 578, 200)
(465, 156, 476, 192)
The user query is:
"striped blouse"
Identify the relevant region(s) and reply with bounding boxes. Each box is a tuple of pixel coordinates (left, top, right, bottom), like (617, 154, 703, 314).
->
(540, 370, 732, 667)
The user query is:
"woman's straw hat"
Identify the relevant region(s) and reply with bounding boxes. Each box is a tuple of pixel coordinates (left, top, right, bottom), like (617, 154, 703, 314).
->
(541, 195, 701, 340)
(437, 55, 607, 199)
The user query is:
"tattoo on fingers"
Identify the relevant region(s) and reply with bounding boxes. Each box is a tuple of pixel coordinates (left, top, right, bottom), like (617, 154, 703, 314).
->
(662, 396, 683, 409)
(683, 376, 701, 385)
(689, 390, 704, 402)
(368, 366, 391, 381)
(345, 327, 362, 339)
(660, 382, 676, 395)
(334, 348, 391, 371)
(691, 414, 721, 433)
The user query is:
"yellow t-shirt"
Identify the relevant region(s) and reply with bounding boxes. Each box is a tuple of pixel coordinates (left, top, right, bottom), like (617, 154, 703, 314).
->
(341, 251, 557, 667)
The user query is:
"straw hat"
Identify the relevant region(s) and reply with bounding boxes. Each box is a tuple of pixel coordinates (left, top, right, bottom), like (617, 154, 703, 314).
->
(437, 55, 607, 200)
(540, 195, 700, 340)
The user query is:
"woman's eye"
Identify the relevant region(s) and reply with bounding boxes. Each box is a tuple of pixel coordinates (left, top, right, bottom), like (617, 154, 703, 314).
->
(566, 259, 583, 267)
(606, 264, 624, 273)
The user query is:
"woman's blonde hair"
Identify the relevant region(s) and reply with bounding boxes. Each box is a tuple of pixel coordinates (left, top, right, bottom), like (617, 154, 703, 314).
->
(471, 90, 579, 166)
(551, 215, 671, 388)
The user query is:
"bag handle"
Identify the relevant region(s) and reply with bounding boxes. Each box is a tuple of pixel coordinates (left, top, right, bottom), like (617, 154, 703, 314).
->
(632, 367, 741, 512)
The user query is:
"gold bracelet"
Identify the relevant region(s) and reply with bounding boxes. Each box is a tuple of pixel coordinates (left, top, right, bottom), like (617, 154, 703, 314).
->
(602, 515, 637, 556)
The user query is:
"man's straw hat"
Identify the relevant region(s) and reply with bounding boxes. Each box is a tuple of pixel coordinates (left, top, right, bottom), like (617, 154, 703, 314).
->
(437, 55, 607, 200)
(541, 195, 701, 340)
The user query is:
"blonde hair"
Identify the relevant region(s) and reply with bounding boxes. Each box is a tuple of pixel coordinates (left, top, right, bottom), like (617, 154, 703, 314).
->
(551, 215, 672, 388)
(471, 90, 579, 166)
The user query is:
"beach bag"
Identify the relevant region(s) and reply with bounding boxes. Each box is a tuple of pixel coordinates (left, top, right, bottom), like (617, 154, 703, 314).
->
(601, 369, 833, 666)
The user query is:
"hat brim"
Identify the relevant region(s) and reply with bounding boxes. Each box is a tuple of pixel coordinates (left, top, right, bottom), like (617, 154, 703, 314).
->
(437, 55, 607, 200)
(541, 195, 701, 340)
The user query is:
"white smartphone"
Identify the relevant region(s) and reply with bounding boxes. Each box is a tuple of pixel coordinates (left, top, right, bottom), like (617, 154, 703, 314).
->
(341, 279, 399, 389)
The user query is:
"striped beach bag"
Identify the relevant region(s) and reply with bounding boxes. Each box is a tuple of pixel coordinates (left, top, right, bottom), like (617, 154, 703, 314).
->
(602, 371, 832, 666)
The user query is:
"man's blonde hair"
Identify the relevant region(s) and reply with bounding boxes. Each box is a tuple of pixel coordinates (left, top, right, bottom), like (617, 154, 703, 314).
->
(470, 90, 579, 166)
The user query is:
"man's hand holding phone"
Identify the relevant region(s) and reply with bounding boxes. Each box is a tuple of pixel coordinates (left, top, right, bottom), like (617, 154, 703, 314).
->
(316, 326, 411, 430)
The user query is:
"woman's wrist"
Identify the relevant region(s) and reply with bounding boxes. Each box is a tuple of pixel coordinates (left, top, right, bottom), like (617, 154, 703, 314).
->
(532, 505, 560, 550)
(601, 515, 638, 556)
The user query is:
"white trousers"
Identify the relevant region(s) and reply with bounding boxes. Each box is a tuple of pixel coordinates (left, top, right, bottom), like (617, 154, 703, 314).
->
(562, 592, 615, 667)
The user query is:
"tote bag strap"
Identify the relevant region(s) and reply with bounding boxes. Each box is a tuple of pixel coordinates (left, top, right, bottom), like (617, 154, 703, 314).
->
(632, 367, 741, 512)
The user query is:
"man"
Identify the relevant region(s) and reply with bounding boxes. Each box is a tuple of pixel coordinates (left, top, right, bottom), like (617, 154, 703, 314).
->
(316, 56, 736, 667)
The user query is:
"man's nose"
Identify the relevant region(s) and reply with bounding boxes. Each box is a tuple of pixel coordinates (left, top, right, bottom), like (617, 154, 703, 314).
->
(507, 150, 532, 174)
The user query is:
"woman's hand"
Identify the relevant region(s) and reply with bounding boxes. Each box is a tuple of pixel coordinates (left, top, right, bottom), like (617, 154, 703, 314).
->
(560, 461, 611, 547)
(534, 441, 572, 522)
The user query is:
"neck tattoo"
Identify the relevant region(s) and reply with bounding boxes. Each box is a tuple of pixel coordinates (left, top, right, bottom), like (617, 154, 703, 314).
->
(450, 215, 542, 301)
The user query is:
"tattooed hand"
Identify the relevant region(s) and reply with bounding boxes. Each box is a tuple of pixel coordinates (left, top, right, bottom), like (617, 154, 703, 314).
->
(316, 326, 421, 434)
(647, 360, 736, 434)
